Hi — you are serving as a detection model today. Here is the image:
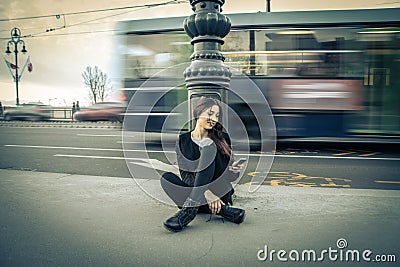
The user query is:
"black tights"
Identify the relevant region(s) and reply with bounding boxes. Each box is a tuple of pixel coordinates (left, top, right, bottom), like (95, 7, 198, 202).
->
(160, 172, 232, 214)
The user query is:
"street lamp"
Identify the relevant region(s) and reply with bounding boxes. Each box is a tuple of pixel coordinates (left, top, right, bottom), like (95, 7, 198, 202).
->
(183, 0, 232, 128)
(5, 27, 28, 105)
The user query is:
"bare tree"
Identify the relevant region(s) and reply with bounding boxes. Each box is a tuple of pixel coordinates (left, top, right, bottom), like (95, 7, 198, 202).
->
(82, 66, 112, 104)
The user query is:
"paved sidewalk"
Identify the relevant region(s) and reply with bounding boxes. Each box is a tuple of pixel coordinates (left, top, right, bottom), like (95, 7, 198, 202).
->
(0, 169, 398, 267)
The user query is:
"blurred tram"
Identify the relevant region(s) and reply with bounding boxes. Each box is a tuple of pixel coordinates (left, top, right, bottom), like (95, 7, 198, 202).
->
(116, 8, 400, 138)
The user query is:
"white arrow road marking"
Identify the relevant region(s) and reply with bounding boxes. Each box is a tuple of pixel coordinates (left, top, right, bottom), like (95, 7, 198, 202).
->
(53, 154, 179, 174)
(129, 159, 179, 175)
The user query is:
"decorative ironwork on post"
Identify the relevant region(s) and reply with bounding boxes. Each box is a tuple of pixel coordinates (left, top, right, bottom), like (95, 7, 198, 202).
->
(183, 0, 232, 128)
(5, 27, 28, 106)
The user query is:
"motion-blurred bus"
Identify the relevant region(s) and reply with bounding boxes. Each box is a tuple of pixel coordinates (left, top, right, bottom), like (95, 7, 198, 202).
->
(115, 8, 400, 139)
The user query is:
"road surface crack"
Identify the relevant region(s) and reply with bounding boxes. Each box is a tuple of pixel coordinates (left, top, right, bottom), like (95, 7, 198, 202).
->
(196, 232, 214, 259)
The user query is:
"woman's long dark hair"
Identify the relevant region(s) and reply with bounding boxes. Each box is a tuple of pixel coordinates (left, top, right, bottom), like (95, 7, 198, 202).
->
(193, 97, 232, 158)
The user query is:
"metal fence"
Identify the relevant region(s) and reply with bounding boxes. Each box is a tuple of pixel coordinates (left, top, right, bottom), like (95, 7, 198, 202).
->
(50, 108, 73, 120)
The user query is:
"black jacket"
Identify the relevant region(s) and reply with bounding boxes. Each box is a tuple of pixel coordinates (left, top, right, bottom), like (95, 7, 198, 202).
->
(175, 132, 239, 188)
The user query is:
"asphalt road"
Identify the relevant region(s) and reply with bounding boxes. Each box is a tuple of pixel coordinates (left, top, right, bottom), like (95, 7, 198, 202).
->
(0, 124, 399, 190)
(0, 123, 399, 267)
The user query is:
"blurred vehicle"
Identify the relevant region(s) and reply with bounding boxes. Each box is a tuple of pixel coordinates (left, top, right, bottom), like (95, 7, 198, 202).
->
(73, 102, 124, 122)
(116, 8, 400, 138)
(3, 102, 52, 121)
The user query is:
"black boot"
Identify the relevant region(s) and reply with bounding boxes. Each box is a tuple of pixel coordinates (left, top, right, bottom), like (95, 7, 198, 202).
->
(219, 205, 245, 224)
(163, 198, 200, 232)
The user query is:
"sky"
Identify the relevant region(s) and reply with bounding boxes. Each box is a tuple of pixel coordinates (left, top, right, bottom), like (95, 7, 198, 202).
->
(0, 0, 399, 106)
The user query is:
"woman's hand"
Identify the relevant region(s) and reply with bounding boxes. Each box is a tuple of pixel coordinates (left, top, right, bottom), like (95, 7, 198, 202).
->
(204, 189, 225, 214)
(229, 164, 244, 174)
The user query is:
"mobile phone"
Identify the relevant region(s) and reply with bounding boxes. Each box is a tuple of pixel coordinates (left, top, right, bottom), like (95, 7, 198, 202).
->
(232, 158, 247, 167)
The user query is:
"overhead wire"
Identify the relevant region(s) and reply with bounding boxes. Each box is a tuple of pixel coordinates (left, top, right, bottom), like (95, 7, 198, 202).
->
(0, 0, 186, 22)
(24, 7, 146, 38)
(26, 29, 121, 38)
(0, 0, 186, 39)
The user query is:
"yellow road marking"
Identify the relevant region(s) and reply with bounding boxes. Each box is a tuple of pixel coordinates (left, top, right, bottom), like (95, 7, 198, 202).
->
(333, 151, 356, 156)
(360, 152, 380, 157)
(331, 149, 380, 157)
(245, 172, 352, 188)
(270, 180, 281, 186)
(284, 181, 317, 187)
(320, 178, 351, 187)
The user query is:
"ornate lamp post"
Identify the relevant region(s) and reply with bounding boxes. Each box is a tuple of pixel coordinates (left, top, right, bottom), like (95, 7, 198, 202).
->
(183, 0, 231, 128)
(5, 27, 28, 105)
